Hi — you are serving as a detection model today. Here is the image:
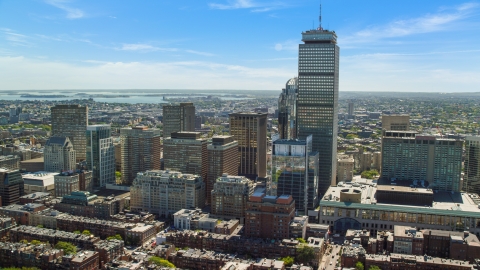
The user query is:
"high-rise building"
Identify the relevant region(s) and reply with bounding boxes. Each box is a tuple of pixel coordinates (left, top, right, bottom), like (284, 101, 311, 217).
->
(464, 136, 480, 193)
(296, 26, 339, 196)
(347, 102, 354, 118)
(43, 136, 76, 172)
(244, 190, 295, 239)
(337, 155, 354, 183)
(120, 126, 161, 185)
(382, 131, 462, 192)
(207, 136, 238, 205)
(229, 112, 267, 180)
(271, 136, 319, 214)
(382, 115, 410, 131)
(130, 170, 205, 217)
(162, 102, 195, 139)
(51, 105, 88, 162)
(86, 125, 115, 188)
(278, 77, 298, 140)
(54, 172, 80, 197)
(211, 174, 254, 222)
(163, 132, 208, 183)
(0, 168, 24, 206)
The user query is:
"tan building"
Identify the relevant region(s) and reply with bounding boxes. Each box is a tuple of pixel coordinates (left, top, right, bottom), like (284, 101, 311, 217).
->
(163, 132, 208, 183)
(337, 155, 354, 183)
(130, 170, 205, 217)
(382, 114, 410, 131)
(358, 152, 372, 172)
(207, 136, 238, 205)
(372, 151, 381, 171)
(120, 126, 161, 185)
(229, 112, 267, 180)
(51, 104, 88, 162)
(162, 102, 195, 139)
(43, 136, 76, 172)
(211, 174, 254, 222)
(54, 172, 80, 197)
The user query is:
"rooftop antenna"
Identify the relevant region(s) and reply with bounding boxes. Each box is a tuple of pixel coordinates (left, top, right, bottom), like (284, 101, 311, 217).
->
(318, 1, 322, 30)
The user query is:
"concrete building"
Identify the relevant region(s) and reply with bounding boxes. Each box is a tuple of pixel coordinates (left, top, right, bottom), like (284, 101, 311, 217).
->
(272, 136, 319, 214)
(358, 152, 372, 173)
(51, 104, 88, 162)
(278, 77, 298, 140)
(337, 155, 354, 182)
(54, 171, 80, 197)
(289, 216, 308, 239)
(382, 114, 410, 131)
(348, 102, 354, 118)
(20, 157, 44, 172)
(86, 125, 115, 188)
(244, 189, 295, 239)
(207, 136, 238, 205)
(120, 126, 161, 185)
(382, 131, 462, 192)
(229, 112, 267, 180)
(130, 170, 205, 217)
(162, 102, 195, 139)
(296, 27, 339, 197)
(173, 209, 218, 232)
(0, 168, 23, 206)
(371, 151, 381, 171)
(22, 171, 57, 195)
(163, 132, 208, 184)
(43, 136, 76, 172)
(393, 226, 424, 255)
(0, 155, 20, 170)
(211, 174, 254, 222)
(464, 136, 480, 194)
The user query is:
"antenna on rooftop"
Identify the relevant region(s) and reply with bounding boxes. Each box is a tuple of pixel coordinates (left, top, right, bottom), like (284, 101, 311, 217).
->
(318, 1, 322, 30)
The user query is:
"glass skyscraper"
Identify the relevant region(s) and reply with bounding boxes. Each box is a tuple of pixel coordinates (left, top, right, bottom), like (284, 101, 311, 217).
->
(86, 125, 115, 188)
(296, 28, 339, 197)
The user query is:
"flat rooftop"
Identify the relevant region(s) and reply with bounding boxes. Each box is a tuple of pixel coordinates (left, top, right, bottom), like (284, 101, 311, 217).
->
(322, 178, 480, 217)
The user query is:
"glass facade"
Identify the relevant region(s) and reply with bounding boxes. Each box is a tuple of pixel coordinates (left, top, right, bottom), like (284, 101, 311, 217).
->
(86, 125, 115, 188)
(464, 136, 480, 193)
(296, 29, 339, 197)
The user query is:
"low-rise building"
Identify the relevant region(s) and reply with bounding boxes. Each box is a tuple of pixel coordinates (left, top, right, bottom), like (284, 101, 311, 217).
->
(125, 223, 156, 246)
(214, 219, 240, 235)
(173, 208, 218, 232)
(94, 239, 124, 268)
(22, 171, 57, 196)
(69, 250, 99, 270)
(289, 216, 308, 239)
(365, 253, 475, 270)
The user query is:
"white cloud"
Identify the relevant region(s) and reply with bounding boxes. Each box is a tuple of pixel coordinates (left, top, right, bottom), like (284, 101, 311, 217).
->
(273, 39, 298, 51)
(1, 29, 33, 47)
(0, 56, 294, 90)
(44, 0, 84, 19)
(341, 2, 479, 45)
(118, 44, 178, 52)
(209, 0, 287, 12)
(185, 50, 215, 57)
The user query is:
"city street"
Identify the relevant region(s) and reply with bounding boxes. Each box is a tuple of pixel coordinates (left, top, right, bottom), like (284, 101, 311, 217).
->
(319, 244, 341, 270)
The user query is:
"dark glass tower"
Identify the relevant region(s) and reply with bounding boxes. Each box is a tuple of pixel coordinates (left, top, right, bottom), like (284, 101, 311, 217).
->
(296, 27, 339, 197)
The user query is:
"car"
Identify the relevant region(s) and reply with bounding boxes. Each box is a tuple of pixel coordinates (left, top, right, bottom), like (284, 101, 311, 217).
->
(329, 262, 332, 265)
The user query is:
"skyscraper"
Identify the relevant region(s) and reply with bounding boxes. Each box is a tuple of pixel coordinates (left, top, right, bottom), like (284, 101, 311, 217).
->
(296, 26, 339, 196)
(0, 168, 23, 206)
(51, 105, 88, 162)
(464, 136, 480, 194)
(44, 136, 76, 172)
(86, 125, 115, 188)
(162, 102, 195, 139)
(229, 112, 267, 180)
(278, 77, 298, 140)
(120, 126, 161, 185)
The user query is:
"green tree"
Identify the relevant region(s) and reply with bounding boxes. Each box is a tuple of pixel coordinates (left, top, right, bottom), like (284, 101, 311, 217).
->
(148, 256, 175, 268)
(361, 169, 379, 179)
(280, 256, 294, 267)
(19, 239, 28, 244)
(30, 240, 42, 245)
(82, 230, 91, 235)
(346, 134, 358, 140)
(356, 261, 365, 270)
(54, 241, 77, 255)
(106, 234, 123, 241)
(1, 267, 39, 270)
(36, 224, 44, 228)
(296, 238, 306, 244)
(296, 245, 315, 264)
(368, 266, 381, 270)
(73, 230, 80, 234)
(115, 171, 121, 179)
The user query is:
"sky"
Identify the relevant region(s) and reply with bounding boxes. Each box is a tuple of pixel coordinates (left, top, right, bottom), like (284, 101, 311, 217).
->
(0, 0, 480, 92)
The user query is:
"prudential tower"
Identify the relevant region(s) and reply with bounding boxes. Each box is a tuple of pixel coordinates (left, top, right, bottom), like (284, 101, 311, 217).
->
(296, 17, 339, 197)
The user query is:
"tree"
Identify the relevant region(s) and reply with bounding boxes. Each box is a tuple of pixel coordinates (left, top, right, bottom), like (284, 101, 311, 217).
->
(30, 240, 42, 245)
(361, 169, 379, 179)
(296, 238, 306, 244)
(54, 241, 77, 255)
(36, 224, 44, 228)
(73, 230, 80, 234)
(148, 256, 175, 268)
(368, 266, 381, 270)
(82, 230, 91, 235)
(115, 171, 121, 179)
(280, 256, 294, 267)
(107, 234, 123, 241)
(346, 134, 358, 140)
(296, 245, 315, 264)
(355, 261, 365, 270)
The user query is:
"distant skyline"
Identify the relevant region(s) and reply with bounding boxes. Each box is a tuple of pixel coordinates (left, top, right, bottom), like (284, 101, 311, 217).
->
(0, 0, 479, 92)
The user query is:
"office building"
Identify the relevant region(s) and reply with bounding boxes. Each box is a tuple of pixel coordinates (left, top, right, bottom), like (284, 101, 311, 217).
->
(271, 136, 319, 214)
(54, 171, 80, 197)
(51, 105, 88, 162)
(278, 77, 298, 140)
(0, 155, 20, 170)
(120, 126, 161, 185)
(382, 115, 410, 131)
(337, 155, 354, 183)
(348, 102, 354, 118)
(43, 136, 76, 172)
(130, 170, 205, 217)
(162, 102, 195, 139)
(211, 174, 254, 221)
(22, 171, 57, 195)
(163, 132, 208, 183)
(464, 136, 480, 194)
(207, 136, 238, 205)
(382, 131, 462, 192)
(229, 112, 267, 180)
(296, 26, 339, 197)
(0, 169, 23, 206)
(86, 125, 115, 188)
(244, 189, 295, 239)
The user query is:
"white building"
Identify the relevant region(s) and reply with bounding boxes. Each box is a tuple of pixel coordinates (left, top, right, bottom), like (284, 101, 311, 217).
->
(43, 137, 76, 172)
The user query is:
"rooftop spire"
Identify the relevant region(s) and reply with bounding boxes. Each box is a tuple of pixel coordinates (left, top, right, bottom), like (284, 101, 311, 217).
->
(318, 1, 322, 30)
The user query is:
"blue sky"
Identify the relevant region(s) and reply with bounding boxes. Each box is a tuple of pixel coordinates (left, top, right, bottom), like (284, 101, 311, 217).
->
(0, 0, 479, 92)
